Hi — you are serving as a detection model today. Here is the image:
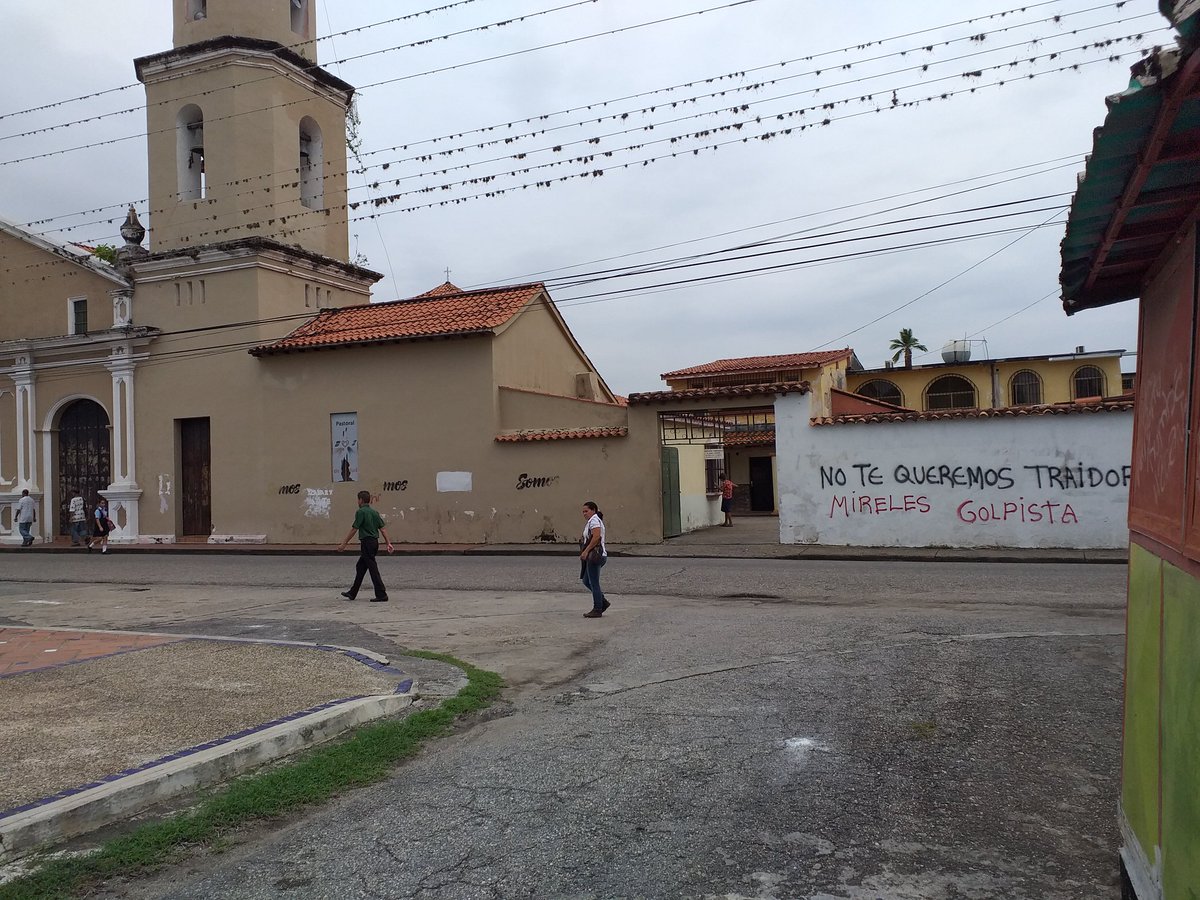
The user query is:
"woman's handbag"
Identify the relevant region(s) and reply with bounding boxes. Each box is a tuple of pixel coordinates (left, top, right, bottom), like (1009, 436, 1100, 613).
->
(580, 535, 603, 565)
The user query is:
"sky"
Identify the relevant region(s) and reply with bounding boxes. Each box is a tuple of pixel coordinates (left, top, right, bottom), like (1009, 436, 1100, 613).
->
(0, 0, 1168, 395)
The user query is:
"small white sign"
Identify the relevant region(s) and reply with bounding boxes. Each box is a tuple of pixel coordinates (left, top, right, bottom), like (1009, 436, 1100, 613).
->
(437, 471, 473, 493)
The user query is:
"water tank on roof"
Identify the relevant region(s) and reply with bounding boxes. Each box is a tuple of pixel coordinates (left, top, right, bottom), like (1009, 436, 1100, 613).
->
(942, 340, 971, 364)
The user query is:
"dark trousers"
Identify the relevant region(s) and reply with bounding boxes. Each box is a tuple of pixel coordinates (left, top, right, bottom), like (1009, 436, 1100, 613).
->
(348, 537, 388, 599)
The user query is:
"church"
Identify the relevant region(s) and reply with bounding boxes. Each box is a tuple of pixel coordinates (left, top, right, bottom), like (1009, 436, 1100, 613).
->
(0, 0, 661, 546)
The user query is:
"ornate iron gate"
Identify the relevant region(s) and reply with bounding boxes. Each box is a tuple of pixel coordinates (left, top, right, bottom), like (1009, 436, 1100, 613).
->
(57, 400, 111, 535)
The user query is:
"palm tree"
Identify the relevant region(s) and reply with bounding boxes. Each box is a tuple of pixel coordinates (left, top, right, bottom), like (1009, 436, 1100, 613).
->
(889, 328, 927, 369)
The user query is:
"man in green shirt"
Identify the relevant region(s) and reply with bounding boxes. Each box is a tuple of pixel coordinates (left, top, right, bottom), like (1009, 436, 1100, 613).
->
(337, 490, 394, 602)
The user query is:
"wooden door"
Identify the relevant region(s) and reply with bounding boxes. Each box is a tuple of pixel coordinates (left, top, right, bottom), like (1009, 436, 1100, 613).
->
(179, 418, 211, 536)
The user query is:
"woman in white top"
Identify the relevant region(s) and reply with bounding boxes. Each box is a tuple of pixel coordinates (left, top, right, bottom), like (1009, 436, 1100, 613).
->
(579, 500, 610, 618)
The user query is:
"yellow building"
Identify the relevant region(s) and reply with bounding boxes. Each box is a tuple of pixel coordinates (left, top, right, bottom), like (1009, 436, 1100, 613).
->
(846, 347, 1127, 412)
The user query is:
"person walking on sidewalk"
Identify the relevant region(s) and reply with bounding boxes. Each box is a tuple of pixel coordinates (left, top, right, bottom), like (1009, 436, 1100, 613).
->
(579, 500, 610, 618)
(720, 474, 737, 526)
(88, 496, 113, 553)
(15, 489, 36, 547)
(337, 490, 394, 602)
(67, 489, 88, 547)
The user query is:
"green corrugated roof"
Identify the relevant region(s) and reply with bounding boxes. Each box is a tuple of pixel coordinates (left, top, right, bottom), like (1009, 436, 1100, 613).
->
(1060, 2, 1200, 313)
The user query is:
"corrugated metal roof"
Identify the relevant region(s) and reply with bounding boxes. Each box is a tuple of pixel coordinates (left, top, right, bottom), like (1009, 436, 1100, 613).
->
(1060, 4, 1200, 312)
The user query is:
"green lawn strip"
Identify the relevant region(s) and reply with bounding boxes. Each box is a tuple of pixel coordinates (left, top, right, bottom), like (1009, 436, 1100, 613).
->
(0, 651, 503, 900)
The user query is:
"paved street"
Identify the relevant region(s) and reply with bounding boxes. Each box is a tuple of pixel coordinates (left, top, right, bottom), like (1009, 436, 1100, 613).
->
(1, 555, 1125, 899)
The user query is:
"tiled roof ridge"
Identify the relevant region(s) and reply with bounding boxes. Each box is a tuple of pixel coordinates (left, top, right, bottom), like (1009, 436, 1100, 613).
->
(251, 282, 547, 355)
(811, 397, 1134, 425)
(661, 348, 852, 379)
(495, 426, 629, 442)
(627, 381, 810, 404)
(393, 281, 544, 305)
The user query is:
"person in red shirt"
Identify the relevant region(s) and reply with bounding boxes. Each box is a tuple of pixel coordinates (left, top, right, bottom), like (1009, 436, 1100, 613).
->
(720, 475, 736, 526)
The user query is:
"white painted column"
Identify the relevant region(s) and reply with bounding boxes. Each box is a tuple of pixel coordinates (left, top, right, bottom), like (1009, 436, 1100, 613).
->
(12, 357, 37, 491)
(103, 350, 142, 542)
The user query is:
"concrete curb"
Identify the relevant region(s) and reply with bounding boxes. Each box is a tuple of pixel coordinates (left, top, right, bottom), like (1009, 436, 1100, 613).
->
(0, 690, 415, 862)
(0, 544, 1129, 563)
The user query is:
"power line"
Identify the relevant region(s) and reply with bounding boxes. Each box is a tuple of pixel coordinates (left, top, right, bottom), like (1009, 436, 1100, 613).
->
(0, 0, 492, 123)
(0, 0, 765, 169)
(807, 208, 1066, 351)
(12, 1, 1148, 235)
(12, 39, 1152, 263)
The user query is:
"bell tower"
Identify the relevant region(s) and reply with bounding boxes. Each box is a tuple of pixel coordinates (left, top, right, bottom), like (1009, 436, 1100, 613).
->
(135, 0, 353, 260)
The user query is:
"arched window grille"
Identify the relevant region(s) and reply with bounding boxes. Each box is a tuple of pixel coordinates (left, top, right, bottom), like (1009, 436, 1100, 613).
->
(299, 118, 324, 210)
(856, 379, 903, 407)
(1072, 365, 1106, 399)
(1009, 370, 1043, 406)
(177, 105, 205, 200)
(925, 375, 977, 410)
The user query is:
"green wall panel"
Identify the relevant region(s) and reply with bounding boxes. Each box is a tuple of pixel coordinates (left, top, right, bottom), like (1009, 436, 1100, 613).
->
(1124, 543, 1162, 859)
(1162, 561, 1200, 900)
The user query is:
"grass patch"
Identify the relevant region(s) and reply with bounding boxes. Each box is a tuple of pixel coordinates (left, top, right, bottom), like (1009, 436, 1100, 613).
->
(0, 651, 502, 900)
(908, 719, 938, 740)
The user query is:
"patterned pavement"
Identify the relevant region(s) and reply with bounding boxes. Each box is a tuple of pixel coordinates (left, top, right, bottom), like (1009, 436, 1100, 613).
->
(0, 627, 183, 677)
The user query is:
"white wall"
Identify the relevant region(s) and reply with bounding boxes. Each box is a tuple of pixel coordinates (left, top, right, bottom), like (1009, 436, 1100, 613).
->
(776, 393, 1133, 549)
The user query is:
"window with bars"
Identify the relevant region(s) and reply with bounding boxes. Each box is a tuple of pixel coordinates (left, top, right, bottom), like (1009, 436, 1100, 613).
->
(1009, 370, 1043, 406)
(1072, 365, 1106, 399)
(925, 375, 976, 410)
(659, 408, 774, 444)
(856, 379, 902, 406)
(71, 298, 87, 336)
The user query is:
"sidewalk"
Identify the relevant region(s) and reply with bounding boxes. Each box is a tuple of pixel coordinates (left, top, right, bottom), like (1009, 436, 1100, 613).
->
(0, 625, 418, 863)
(2, 516, 1128, 563)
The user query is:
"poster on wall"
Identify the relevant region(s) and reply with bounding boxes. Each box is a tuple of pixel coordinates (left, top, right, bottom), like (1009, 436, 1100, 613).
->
(331, 413, 358, 483)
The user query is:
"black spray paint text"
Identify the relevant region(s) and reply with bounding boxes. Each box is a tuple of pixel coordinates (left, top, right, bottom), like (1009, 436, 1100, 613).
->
(516, 473, 560, 490)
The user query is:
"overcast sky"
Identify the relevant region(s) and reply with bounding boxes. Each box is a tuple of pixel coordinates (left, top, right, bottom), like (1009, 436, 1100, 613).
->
(1, 0, 1167, 394)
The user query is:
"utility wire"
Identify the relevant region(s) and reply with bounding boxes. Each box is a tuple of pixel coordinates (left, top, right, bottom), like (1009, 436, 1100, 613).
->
(12, 3, 1152, 234)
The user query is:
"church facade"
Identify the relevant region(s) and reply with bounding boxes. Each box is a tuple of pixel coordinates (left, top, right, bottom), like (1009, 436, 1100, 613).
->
(0, 0, 663, 546)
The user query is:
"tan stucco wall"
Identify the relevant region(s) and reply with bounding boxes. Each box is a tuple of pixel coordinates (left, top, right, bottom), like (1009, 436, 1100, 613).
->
(498, 388, 627, 432)
(492, 297, 608, 399)
(126, 336, 664, 544)
(173, 0, 317, 58)
(142, 55, 349, 259)
(0, 233, 124, 341)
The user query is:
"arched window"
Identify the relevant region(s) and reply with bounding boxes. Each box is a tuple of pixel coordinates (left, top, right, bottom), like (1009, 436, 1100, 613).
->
(1009, 370, 1043, 406)
(1072, 365, 1106, 399)
(856, 379, 903, 407)
(299, 118, 324, 210)
(186, 0, 206, 20)
(925, 374, 976, 410)
(291, 0, 308, 34)
(177, 105, 205, 200)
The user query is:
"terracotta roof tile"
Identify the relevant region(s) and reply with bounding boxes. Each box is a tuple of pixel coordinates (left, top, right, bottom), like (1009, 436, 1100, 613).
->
(495, 427, 628, 442)
(627, 382, 810, 405)
(723, 430, 776, 446)
(251, 283, 544, 355)
(661, 350, 852, 379)
(811, 397, 1134, 425)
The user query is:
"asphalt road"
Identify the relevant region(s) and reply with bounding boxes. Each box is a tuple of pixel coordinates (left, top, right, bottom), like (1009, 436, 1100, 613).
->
(1, 556, 1126, 899)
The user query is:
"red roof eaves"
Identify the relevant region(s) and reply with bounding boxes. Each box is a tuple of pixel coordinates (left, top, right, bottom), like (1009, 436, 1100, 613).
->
(810, 398, 1134, 425)
(495, 427, 629, 442)
(627, 382, 810, 405)
(661, 349, 852, 379)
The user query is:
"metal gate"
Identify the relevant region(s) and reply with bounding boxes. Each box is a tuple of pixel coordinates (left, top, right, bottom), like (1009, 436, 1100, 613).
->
(661, 446, 681, 538)
(57, 400, 110, 535)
